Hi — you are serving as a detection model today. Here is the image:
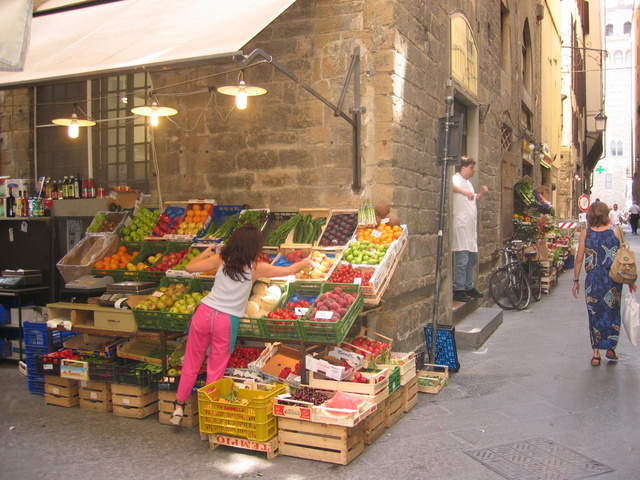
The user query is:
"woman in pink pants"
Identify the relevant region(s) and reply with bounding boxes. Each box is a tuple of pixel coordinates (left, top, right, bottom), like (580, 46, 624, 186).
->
(170, 226, 310, 425)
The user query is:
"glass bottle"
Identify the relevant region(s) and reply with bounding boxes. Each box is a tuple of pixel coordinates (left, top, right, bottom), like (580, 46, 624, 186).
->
(61, 176, 69, 199)
(74, 174, 82, 199)
(22, 194, 30, 217)
(45, 177, 53, 199)
(6, 187, 14, 217)
(14, 190, 22, 217)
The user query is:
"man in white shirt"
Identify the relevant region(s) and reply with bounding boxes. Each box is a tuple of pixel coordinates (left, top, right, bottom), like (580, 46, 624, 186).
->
(629, 202, 640, 234)
(609, 203, 622, 226)
(451, 156, 489, 302)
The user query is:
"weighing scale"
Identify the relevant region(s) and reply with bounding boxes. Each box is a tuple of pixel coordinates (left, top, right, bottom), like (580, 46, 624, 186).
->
(65, 275, 114, 290)
(0, 269, 43, 288)
(97, 281, 157, 308)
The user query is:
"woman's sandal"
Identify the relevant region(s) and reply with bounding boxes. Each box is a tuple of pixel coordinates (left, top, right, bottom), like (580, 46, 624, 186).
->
(605, 349, 618, 361)
(591, 356, 601, 366)
(170, 400, 186, 425)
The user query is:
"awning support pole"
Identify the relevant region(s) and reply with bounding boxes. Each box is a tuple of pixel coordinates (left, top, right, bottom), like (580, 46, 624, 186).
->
(233, 47, 365, 193)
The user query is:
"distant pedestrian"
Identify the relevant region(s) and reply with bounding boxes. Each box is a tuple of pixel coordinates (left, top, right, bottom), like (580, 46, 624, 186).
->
(609, 203, 622, 226)
(629, 201, 640, 234)
(572, 201, 636, 366)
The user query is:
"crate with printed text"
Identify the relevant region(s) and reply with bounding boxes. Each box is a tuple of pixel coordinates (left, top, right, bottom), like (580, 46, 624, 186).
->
(273, 389, 376, 427)
(307, 369, 389, 404)
(197, 378, 285, 442)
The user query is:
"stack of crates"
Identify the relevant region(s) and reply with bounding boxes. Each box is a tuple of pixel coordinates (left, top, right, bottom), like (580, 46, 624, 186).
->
(23, 322, 75, 394)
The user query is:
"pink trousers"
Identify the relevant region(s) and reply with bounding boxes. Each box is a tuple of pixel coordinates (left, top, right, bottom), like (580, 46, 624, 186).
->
(175, 305, 232, 403)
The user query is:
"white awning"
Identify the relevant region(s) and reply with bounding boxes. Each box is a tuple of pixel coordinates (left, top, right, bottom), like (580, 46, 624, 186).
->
(0, 0, 297, 88)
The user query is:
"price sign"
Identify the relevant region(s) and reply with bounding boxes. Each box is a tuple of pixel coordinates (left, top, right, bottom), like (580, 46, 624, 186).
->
(315, 310, 333, 320)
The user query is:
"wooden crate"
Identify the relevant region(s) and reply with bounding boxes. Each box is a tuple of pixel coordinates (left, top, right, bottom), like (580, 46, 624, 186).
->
(111, 384, 158, 419)
(209, 434, 279, 460)
(278, 417, 364, 465)
(417, 365, 449, 394)
(79, 380, 112, 412)
(158, 390, 198, 428)
(385, 385, 404, 428)
(363, 398, 387, 445)
(402, 375, 419, 412)
(44, 376, 79, 408)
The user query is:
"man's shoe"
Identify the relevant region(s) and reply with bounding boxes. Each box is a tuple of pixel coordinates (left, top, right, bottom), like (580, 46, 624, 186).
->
(465, 288, 483, 298)
(453, 291, 472, 302)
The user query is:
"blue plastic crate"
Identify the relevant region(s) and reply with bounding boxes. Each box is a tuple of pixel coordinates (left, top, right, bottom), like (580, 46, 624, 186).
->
(25, 344, 57, 357)
(23, 322, 63, 347)
(0, 340, 11, 358)
(424, 324, 460, 372)
(0, 305, 10, 325)
(27, 377, 45, 395)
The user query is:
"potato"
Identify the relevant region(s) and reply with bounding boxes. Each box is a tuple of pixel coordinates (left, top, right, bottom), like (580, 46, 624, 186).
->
(375, 203, 391, 218)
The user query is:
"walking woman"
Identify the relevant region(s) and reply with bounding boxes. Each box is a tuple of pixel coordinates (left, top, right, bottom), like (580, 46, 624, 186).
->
(170, 226, 310, 424)
(572, 201, 636, 366)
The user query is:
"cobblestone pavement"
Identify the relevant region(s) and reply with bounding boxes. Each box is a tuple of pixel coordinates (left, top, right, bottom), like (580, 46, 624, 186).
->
(2, 226, 640, 479)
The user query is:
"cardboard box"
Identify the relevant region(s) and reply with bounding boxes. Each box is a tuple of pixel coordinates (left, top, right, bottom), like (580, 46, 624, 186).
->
(308, 370, 389, 403)
(106, 190, 142, 213)
(63, 334, 125, 358)
(60, 359, 89, 381)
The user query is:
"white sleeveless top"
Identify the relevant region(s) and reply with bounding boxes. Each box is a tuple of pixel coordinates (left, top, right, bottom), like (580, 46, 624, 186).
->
(200, 263, 253, 318)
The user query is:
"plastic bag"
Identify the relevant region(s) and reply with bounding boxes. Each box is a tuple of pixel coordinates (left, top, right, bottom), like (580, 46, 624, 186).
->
(621, 290, 640, 346)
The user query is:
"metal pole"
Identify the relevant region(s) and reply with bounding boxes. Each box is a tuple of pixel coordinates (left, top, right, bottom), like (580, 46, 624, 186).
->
(429, 95, 455, 364)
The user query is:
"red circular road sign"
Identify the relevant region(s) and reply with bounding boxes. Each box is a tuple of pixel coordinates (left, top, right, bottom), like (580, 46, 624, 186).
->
(578, 195, 590, 212)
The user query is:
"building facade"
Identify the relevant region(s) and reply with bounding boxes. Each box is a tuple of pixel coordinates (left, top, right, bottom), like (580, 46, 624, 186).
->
(0, 0, 603, 351)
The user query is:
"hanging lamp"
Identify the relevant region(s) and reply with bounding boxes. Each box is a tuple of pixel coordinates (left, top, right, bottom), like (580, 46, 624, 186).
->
(216, 70, 267, 110)
(131, 97, 178, 126)
(52, 104, 96, 138)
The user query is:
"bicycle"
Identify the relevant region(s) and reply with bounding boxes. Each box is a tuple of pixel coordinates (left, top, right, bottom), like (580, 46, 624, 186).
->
(489, 240, 534, 310)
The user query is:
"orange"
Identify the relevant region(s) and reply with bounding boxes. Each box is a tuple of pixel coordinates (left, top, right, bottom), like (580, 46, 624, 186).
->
(95, 260, 105, 269)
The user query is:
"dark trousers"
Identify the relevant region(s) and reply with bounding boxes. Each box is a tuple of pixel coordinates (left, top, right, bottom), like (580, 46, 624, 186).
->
(631, 214, 639, 234)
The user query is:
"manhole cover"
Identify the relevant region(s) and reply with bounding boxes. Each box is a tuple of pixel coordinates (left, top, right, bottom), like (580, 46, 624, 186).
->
(465, 437, 613, 480)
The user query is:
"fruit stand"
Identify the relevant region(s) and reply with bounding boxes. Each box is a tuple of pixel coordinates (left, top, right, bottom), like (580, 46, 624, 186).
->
(26, 197, 417, 464)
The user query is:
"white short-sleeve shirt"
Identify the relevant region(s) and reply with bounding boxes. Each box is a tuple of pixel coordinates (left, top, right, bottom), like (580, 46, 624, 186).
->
(452, 172, 478, 252)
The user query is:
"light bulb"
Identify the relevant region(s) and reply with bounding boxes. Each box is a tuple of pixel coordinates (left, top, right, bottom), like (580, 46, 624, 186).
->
(236, 81, 248, 110)
(150, 112, 159, 127)
(68, 120, 79, 138)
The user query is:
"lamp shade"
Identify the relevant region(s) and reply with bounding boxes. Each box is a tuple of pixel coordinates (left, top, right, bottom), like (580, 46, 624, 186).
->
(51, 113, 96, 127)
(217, 79, 267, 110)
(52, 113, 96, 138)
(216, 81, 267, 97)
(130, 102, 178, 117)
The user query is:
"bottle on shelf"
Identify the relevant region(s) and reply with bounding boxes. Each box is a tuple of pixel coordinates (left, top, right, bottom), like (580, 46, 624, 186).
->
(89, 178, 97, 198)
(44, 177, 53, 199)
(22, 194, 30, 217)
(61, 176, 69, 199)
(6, 187, 15, 217)
(14, 190, 23, 217)
(68, 176, 75, 199)
(74, 174, 82, 199)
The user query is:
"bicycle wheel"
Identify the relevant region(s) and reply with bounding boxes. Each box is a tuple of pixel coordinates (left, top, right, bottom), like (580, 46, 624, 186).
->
(510, 266, 532, 310)
(527, 260, 543, 302)
(489, 266, 519, 310)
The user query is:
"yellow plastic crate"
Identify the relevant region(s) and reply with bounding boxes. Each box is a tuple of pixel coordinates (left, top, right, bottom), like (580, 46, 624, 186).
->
(197, 378, 285, 442)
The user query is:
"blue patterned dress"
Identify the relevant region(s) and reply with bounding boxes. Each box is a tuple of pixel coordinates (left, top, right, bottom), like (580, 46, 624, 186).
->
(584, 226, 621, 350)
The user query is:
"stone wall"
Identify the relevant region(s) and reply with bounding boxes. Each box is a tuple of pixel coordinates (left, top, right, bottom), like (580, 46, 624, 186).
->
(0, 88, 33, 179)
